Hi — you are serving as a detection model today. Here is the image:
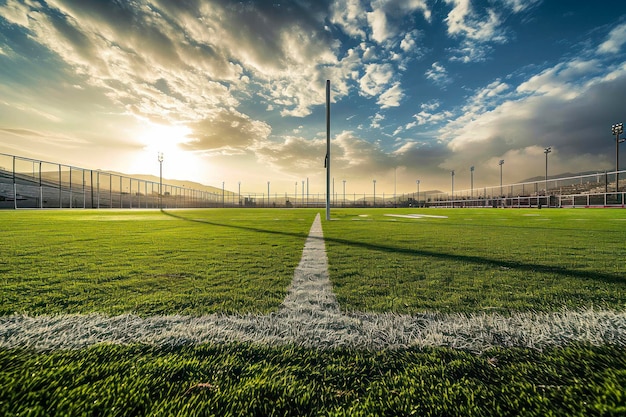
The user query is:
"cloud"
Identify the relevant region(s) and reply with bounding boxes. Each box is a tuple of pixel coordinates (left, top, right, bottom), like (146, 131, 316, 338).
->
(425, 62, 452, 86)
(329, 0, 367, 39)
(370, 113, 385, 129)
(255, 136, 327, 173)
(598, 22, 626, 54)
(366, 8, 390, 44)
(445, 0, 504, 42)
(438, 60, 626, 184)
(377, 82, 404, 108)
(443, 0, 541, 62)
(2, 0, 348, 126)
(185, 109, 272, 151)
(359, 62, 395, 96)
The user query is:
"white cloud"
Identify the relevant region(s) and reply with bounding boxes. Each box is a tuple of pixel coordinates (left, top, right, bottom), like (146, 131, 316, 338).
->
(359, 63, 394, 96)
(377, 82, 404, 108)
(366, 8, 390, 44)
(370, 112, 385, 129)
(414, 107, 453, 125)
(444, 0, 504, 42)
(598, 23, 626, 54)
(516, 59, 601, 99)
(400, 30, 419, 52)
(329, 0, 367, 39)
(443, 0, 541, 63)
(425, 62, 452, 86)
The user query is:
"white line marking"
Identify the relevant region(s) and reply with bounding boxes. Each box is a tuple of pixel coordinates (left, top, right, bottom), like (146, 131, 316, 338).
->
(383, 214, 448, 219)
(1, 213, 625, 352)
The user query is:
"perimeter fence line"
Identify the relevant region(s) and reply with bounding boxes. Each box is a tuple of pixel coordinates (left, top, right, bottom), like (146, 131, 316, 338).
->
(1, 153, 625, 209)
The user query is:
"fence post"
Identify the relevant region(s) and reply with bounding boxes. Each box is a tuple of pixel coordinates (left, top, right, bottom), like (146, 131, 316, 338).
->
(59, 165, 63, 208)
(12, 156, 17, 209)
(38, 162, 42, 208)
(90, 170, 94, 208)
(82, 169, 85, 209)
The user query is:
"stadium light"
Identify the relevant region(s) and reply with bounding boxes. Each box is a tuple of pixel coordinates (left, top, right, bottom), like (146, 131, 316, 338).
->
(612, 123, 624, 192)
(342, 179, 346, 207)
(157, 152, 163, 209)
(238, 181, 241, 207)
(451, 170, 455, 204)
(416, 179, 420, 207)
(267, 181, 270, 207)
(499, 159, 504, 197)
(373, 179, 376, 207)
(470, 166, 474, 199)
(222, 181, 225, 207)
(544, 146, 552, 195)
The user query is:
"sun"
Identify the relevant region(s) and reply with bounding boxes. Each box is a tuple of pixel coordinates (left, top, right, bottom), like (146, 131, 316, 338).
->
(129, 122, 207, 181)
(138, 122, 192, 154)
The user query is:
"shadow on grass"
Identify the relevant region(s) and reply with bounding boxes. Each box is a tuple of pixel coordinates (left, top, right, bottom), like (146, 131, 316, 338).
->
(161, 210, 626, 286)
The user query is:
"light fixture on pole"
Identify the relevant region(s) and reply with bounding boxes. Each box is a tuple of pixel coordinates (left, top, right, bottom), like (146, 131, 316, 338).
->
(222, 181, 225, 207)
(342, 179, 346, 207)
(238, 181, 241, 207)
(394, 167, 397, 207)
(499, 159, 504, 197)
(612, 123, 624, 192)
(544, 146, 552, 195)
(157, 152, 163, 209)
(373, 179, 376, 207)
(416, 179, 420, 207)
(451, 170, 455, 205)
(267, 181, 270, 207)
(470, 166, 474, 199)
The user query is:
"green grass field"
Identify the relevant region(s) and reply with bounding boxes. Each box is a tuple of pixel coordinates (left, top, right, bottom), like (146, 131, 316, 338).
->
(324, 208, 626, 313)
(1, 207, 625, 415)
(1, 343, 625, 416)
(0, 209, 315, 316)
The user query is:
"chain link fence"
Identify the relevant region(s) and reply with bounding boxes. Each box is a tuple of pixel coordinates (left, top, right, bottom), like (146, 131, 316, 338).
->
(1, 153, 625, 209)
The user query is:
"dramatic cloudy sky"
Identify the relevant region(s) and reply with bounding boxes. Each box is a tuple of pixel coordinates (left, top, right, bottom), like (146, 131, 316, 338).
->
(1, 0, 625, 195)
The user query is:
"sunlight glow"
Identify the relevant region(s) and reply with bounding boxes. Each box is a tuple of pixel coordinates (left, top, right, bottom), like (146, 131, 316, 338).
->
(129, 122, 208, 182)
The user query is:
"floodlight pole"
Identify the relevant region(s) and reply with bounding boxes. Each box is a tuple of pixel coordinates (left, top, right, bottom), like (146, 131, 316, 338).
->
(470, 166, 474, 199)
(342, 179, 346, 207)
(544, 147, 552, 195)
(394, 167, 397, 207)
(612, 123, 624, 192)
(158, 152, 163, 209)
(372, 180, 376, 207)
(451, 170, 455, 207)
(499, 160, 504, 197)
(325, 80, 331, 220)
(416, 180, 420, 207)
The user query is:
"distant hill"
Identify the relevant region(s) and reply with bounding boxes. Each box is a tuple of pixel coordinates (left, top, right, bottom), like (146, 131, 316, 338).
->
(518, 170, 607, 184)
(105, 171, 226, 194)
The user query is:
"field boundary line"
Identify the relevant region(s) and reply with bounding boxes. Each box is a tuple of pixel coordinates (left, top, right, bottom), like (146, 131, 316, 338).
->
(1, 213, 626, 351)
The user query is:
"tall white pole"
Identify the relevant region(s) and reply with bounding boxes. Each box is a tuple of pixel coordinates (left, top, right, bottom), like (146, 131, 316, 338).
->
(325, 80, 331, 220)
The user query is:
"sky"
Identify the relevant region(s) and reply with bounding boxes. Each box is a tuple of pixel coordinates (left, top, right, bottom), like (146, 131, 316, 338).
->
(1, 0, 626, 195)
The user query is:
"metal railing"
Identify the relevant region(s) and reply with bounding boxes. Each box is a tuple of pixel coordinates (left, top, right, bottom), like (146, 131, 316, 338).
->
(1, 153, 625, 209)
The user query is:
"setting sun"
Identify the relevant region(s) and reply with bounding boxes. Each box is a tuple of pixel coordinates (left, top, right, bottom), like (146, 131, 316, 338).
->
(128, 122, 209, 182)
